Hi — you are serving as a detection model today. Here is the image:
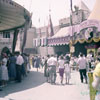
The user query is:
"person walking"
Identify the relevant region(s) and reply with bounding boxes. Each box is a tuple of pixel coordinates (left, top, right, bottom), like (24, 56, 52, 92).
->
(58, 56, 65, 84)
(34, 56, 41, 72)
(41, 57, 45, 69)
(47, 55, 57, 84)
(64, 56, 71, 84)
(77, 53, 88, 83)
(44, 55, 50, 82)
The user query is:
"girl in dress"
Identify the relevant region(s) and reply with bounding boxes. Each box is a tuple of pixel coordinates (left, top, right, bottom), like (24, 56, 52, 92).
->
(64, 56, 71, 84)
(1, 60, 9, 86)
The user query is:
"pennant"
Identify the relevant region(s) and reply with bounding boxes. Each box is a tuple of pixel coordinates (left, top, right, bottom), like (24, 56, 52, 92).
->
(48, 14, 54, 37)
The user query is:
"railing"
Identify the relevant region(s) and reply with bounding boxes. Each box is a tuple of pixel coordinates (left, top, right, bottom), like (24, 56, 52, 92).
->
(0, 38, 12, 43)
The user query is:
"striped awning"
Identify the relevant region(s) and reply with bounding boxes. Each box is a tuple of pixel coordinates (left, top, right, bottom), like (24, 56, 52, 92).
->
(48, 27, 71, 46)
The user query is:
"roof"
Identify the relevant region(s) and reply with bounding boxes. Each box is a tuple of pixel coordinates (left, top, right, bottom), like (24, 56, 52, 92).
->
(78, 1, 90, 12)
(0, 0, 31, 32)
(88, 0, 100, 21)
(51, 27, 70, 38)
(48, 27, 71, 46)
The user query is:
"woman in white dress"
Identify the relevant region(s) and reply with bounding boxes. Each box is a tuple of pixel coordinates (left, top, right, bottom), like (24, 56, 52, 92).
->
(1, 60, 9, 86)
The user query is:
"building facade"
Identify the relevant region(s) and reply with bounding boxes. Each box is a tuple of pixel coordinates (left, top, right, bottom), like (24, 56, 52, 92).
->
(0, 0, 31, 55)
(25, 1, 90, 57)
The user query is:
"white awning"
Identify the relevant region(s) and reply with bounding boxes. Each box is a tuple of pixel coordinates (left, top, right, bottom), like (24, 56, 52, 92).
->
(48, 27, 71, 46)
(51, 27, 70, 38)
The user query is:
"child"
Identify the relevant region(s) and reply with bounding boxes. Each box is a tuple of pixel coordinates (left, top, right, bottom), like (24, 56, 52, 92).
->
(64, 56, 71, 84)
(1, 60, 9, 87)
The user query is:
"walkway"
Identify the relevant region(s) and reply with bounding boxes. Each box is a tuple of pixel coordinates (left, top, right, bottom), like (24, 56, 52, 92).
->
(0, 68, 90, 100)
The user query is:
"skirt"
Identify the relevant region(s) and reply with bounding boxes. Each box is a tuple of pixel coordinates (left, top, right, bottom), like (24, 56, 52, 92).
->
(59, 68, 64, 78)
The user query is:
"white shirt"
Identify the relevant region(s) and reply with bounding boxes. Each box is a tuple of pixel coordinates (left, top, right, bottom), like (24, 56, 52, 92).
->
(64, 63, 71, 72)
(78, 57, 87, 69)
(42, 58, 45, 65)
(2, 58, 7, 66)
(16, 55, 24, 65)
(47, 57, 57, 66)
(58, 59, 65, 69)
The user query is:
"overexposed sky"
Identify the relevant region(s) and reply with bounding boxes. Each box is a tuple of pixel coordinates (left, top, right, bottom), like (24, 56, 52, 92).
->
(13, 0, 96, 27)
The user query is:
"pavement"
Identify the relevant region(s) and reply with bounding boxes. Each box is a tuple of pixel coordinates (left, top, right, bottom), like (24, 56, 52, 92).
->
(0, 68, 90, 100)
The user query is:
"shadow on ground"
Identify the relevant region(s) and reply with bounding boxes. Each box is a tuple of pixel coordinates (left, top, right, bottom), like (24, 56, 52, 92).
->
(0, 70, 46, 98)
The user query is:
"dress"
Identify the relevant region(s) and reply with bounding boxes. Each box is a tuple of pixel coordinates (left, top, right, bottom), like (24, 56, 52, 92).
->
(64, 63, 71, 79)
(34, 57, 40, 68)
(8, 56, 16, 79)
(1, 65, 9, 81)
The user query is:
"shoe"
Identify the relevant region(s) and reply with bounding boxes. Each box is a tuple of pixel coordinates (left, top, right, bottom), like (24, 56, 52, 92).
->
(81, 80, 83, 83)
(85, 81, 88, 84)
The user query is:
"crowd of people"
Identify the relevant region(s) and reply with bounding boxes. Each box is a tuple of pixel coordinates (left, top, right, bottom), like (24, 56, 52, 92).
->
(31, 51, 97, 85)
(0, 52, 31, 91)
(0, 48, 100, 100)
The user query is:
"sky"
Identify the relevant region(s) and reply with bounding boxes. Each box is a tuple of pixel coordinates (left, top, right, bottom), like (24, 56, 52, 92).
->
(13, 0, 96, 28)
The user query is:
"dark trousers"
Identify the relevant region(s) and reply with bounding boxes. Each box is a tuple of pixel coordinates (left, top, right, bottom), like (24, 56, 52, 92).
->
(79, 69, 87, 83)
(16, 65, 22, 82)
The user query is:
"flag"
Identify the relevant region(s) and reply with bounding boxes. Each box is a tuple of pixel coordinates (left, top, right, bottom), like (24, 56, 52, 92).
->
(46, 25, 49, 37)
(48, 14, 54, 37)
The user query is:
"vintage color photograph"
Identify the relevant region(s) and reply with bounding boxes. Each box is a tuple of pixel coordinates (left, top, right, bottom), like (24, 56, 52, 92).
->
(0, 0, 100, 100)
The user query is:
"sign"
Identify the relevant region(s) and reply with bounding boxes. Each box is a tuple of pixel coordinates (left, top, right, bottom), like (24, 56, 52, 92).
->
(80, 20, 100, 31)
(70, 46, 75, 53)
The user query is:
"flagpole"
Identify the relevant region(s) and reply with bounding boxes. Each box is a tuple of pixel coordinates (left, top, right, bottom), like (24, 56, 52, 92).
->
(45, 8, 51, 56)
(69, 0, 74, 57)
(46, 16, 48, 55)
(46, 27, 48, 56)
